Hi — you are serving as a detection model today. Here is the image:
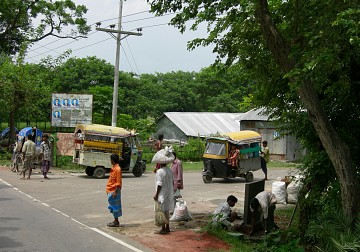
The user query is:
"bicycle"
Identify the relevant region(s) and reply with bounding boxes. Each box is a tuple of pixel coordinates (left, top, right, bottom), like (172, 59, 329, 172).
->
(11, 152, 24, 174)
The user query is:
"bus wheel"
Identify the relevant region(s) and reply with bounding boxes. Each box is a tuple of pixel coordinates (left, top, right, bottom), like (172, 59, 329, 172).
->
(85, 166, 94, 176)
(245, 172, 254, 182)
(203, 175, 212, 183)
(93, 167, 106, 179)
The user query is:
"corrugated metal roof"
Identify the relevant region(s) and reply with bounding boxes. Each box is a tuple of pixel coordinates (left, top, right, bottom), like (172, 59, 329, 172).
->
(235, 108, 270, 121)
(163, 112, 243, 137)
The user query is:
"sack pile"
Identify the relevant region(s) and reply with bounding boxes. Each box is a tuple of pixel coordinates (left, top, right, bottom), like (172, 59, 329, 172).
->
(272, 175, 304, 204)
(170, 199, 192, 222)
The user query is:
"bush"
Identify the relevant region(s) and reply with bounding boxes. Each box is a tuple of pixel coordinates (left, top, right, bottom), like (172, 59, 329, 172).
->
(174, 138, 205, 162)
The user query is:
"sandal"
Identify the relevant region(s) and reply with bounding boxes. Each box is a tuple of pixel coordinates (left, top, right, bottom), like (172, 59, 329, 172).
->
(158, 229, 168, 235)
(107, 221, 120, 227)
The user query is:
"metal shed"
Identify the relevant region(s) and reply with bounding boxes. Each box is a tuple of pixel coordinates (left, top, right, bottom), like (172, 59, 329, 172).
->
(155, 112, 243, 142)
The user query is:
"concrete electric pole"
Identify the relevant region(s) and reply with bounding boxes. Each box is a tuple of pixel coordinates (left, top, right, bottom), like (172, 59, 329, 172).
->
(96, 0, 142, 127)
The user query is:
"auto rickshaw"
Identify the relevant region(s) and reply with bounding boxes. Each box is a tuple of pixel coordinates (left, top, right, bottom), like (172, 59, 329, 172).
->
(202, 130, 262, 183)
(73, 124, 146, 179)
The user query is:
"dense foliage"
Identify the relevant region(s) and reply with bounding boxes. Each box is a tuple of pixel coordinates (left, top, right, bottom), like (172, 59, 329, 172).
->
(147, 0, 360, 249)
(0, 56, 253, 129)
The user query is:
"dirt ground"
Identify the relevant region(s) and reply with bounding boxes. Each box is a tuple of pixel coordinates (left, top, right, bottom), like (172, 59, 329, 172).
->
(112, 204, 294, 252)
(113, 213, 232, 252)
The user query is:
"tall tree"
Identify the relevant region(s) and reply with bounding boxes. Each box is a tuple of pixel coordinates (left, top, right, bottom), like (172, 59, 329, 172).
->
(0, 0, 90, 55)
(148, 0, 360, 220)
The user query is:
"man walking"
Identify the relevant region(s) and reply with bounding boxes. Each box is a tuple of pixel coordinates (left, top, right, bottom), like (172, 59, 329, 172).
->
(40, 134, 51, 179)
(20, 135, 36, 180)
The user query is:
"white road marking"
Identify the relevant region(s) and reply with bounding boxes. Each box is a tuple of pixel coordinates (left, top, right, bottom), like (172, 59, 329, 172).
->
(92, 228, 144, 252)
(0, 178, 143, 252)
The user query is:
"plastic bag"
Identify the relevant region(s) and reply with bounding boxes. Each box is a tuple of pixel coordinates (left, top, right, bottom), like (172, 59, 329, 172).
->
(154, 201, 169, 226)
(151, 146, 175, 164)
(174, 189, 182, 199)
(272, 181, 287, 204)
(170, 199, 192, 222)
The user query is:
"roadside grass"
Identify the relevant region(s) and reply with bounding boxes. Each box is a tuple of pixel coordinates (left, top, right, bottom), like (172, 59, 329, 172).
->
(203, 204, 303, 251)
(183, 160, 298, 172)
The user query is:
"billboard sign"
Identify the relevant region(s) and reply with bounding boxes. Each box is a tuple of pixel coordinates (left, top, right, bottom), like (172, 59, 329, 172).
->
(51, 93, 93, 127)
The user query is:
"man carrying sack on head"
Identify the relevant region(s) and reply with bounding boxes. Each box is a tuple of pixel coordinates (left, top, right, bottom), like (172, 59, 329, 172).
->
(152, 146, 175, 234)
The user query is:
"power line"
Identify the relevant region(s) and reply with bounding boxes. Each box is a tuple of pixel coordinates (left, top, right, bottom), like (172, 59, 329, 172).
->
(96, 10, 149, 23)
(123, 37, 140, 74)
(120, 44, 134, 74)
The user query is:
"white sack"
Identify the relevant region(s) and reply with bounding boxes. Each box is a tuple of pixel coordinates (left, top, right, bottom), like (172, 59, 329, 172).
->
(287, 176, 303, 204)
(272, 181, 287, 204)
(151, 146, 175, 164)
(170, 199, 192, 222)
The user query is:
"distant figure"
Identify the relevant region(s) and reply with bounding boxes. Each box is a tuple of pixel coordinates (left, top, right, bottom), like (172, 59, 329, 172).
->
(212, 195, 238, 229)
(20, 135, 36, 180)
(40, 134, 51, 179)
(171, 151, 183, 205)
(260, 141, 270, 180)
(228, 144, 240, 169)
(106, 154, 122, 227)
(31, 127, 37, 142)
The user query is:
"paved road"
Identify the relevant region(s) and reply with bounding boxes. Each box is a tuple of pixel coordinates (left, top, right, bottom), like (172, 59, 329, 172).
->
(0, 165, 296, 251)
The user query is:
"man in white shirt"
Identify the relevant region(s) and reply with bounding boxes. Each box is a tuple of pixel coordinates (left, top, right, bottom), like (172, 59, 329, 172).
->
(250, 191, 279, 234)
(212, 195, 238, 228)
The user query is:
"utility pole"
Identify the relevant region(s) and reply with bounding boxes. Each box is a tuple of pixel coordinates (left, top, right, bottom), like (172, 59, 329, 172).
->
(96, 0, 142, 127)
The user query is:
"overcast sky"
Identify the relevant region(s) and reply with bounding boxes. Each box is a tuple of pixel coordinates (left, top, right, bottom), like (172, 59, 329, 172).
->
(26, 0, 216, 74)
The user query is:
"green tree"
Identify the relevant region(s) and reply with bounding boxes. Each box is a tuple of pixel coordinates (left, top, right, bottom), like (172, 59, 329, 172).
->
(52, 57, 114, 93)
(0, 0, 90, 55)
(0, 58, 51, 144)
(148, 0, 360, 221)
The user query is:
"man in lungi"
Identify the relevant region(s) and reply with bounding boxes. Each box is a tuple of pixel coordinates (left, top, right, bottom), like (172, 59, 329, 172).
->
(20, 135, 36, 180)
(106, 154, 122, 227)
(152, 146, 174, 234)
(40, 134, 51, 179)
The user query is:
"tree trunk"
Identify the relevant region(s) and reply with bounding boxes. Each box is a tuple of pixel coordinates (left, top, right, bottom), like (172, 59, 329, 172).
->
(8, 109, 16, 148)
(255, 0, 360, 220)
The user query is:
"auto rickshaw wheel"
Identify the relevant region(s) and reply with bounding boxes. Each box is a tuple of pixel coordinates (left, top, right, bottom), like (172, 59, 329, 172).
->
(132, 163, 144, 177)
(85, 166, 95, 176)
(203, 175, 212, 183)
(93, 166, 106, 179)
(245, 172, 254, 182)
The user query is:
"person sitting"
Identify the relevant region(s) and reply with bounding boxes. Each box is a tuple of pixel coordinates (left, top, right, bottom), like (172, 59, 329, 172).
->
(228, 144, 239, 169)
(212, 195, 239, 229)
(250, 191, 279, 235)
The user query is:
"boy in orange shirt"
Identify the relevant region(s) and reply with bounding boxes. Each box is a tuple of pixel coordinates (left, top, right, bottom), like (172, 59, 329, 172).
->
(106, 154, 122, 227)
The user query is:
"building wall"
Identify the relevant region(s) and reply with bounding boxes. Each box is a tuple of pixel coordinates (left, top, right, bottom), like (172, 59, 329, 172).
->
(240, 120, 302, 161)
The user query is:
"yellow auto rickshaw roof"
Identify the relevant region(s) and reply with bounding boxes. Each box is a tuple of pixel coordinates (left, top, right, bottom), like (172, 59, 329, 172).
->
(207, 130, 261, 143)
(75, 124, 131, 137)
(223, 130, 261, 140)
